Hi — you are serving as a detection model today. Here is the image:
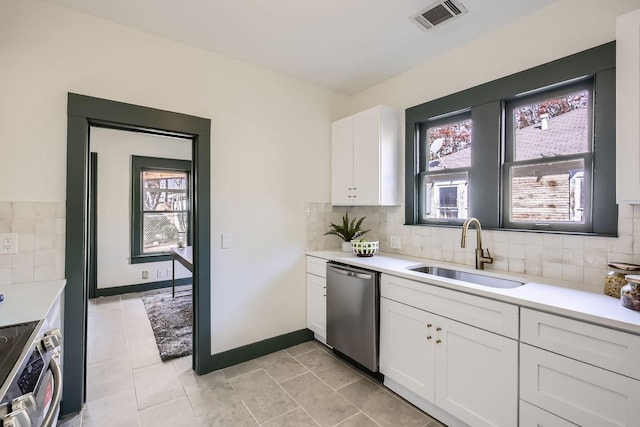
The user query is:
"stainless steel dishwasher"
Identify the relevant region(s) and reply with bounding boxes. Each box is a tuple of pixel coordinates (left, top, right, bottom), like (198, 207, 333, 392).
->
(326, 262, 380, 372)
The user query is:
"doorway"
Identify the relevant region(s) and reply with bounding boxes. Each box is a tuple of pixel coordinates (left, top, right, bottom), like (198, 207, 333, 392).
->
(62, 93, 212, 415)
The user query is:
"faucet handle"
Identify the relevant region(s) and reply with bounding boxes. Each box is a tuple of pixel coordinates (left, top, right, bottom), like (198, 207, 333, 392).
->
(484, 248, 494, 263)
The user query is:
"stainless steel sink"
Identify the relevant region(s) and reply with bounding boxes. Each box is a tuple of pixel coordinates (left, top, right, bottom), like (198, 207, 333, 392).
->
(408, 266, 525, 289)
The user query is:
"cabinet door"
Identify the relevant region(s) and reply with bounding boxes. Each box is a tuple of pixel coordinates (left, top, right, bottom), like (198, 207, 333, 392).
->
(353, 106, 382, 205)
(306, 273, 326, 340)
(520, 343, 640, 427)
(379, 298, 435, 403)
(435, 315, 518, 427)
(616, 9, 640, 203)
(331, 116, 354, 205)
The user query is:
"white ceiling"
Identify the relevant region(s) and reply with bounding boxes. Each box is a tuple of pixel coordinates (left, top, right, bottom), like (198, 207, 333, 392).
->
(44, 0, 559, 94)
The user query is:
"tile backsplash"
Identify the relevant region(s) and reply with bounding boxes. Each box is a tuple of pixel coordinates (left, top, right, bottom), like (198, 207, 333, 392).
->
(0, 201, 65, 285)
(306, 202, 638, 294)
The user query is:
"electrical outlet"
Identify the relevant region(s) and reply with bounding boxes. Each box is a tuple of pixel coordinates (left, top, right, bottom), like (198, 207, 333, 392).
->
(390, 235, 402, 249)
(142, 270, 149, 279)
(0, 233, 18, 254)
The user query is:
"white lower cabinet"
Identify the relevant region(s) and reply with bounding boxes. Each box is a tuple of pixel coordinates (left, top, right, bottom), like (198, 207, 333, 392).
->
(306, 273, 326, 340)
(306, 256, 327, 342)
(435, 315, 518, 427)
(519, 401, 578, 427)
(380, 297, 435, 402)
(520, 343, 640, 427)
(520, 308, 640, 427)
(380, 297, 518, 427)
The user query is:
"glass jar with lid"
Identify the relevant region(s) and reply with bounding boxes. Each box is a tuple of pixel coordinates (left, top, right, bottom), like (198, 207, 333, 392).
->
(621, 275, 640, 311)
(604, 262, 640, 298)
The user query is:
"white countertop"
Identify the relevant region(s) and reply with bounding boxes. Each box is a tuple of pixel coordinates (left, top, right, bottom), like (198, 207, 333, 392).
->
(0, 280, 66, 326)
(307, 250, 640, 335)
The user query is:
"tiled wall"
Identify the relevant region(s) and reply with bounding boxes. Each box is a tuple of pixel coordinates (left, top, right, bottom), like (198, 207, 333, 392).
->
(0, 201, 65, 285)
(305, 202, 638, 294)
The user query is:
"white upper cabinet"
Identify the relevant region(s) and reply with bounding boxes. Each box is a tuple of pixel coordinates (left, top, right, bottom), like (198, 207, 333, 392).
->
(331, 105, 400, 206)
(616, 9, 640, 203)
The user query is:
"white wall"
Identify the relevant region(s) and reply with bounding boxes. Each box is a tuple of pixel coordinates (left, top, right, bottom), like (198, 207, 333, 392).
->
(0, 0, 348, 353)
(91, 127, 192, 289)
(350, 0, 640, 112)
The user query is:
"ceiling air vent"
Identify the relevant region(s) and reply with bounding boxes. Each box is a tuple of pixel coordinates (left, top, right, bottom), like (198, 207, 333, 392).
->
(410, 0, 468, 31)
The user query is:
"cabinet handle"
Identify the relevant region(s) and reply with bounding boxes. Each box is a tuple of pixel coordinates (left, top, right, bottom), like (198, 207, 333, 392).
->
(323, 294, 326, 297)
(436, 327, 442, 331)
(436, 339, 442, 344)
(426, 336, 432, 340)
(427, 323, 432, 328)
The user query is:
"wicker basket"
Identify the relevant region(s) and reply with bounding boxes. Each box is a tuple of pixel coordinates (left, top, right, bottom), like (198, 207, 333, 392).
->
(351, 240, 379, 257)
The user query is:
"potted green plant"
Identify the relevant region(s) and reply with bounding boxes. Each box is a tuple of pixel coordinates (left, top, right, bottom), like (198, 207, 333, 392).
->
(324, 212, 371, 252)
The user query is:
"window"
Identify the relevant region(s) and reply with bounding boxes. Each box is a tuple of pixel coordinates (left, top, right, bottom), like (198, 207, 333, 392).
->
(504, 83, 593, 232)
(131, 156, 191, 263)
(404, 42, 617, 235)
(419, 113, 471, 222)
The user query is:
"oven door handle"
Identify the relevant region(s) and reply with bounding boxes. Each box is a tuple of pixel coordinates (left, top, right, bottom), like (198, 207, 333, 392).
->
(42, 352, 62, 427)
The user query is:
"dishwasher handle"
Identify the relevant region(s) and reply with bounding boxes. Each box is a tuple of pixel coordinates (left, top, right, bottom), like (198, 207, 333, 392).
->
(327, 264, 373, 280)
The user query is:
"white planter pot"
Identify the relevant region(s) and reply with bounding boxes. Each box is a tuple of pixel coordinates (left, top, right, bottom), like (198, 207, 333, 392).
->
(342, 241, 352, 253)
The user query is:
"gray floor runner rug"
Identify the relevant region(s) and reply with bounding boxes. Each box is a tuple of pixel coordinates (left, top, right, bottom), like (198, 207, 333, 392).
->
(142, 287, 192, 361)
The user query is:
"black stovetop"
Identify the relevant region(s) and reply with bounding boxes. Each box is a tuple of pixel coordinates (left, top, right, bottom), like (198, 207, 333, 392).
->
(0, 321, 39, 388)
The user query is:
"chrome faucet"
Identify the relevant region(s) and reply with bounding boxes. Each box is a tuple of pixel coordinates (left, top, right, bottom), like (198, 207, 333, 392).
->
(461, 217, 493, 270)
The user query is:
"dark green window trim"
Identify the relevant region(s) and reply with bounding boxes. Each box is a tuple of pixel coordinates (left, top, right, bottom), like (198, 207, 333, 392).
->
(405, 41, 617, 236)
(418, 110, 472, 225)
(130, 155, 192, 263)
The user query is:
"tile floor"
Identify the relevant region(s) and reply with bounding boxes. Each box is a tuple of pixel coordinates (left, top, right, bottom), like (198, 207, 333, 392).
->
(58, 291, 445, 427)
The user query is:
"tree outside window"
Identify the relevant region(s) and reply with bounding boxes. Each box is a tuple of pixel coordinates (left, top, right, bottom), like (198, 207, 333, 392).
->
(131, 156, 191, 263)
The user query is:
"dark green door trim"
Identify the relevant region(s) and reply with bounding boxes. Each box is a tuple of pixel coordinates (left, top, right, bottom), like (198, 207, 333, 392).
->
(88, 152, 98, 300)
(63, 93, 212, 415)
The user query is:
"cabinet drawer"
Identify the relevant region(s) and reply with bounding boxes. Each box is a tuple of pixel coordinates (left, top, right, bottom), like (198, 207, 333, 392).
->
(519, 401, 578, 427)
(520, 343, 640, 427)
(306, 256, 328, 277)
(381, 274, 518, 339)
(521, 308, 640, 380)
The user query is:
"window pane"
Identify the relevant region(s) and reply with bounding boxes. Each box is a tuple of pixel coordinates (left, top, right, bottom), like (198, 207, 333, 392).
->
(427, 119, 472, 170)
(143, 212, 188, 254)
(422, 172, 469, 220)
(142, 170, 187, 211)
(513, 90, 590, 161)
(509, 159, 585, 223)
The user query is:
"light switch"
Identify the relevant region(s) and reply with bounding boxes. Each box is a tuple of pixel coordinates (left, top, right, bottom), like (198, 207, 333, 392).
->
(221, 233, 232, 249)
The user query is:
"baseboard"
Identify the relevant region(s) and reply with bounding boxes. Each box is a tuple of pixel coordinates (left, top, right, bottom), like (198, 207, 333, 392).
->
(94, 278, 192, 297)
(199, 328, 314, 372)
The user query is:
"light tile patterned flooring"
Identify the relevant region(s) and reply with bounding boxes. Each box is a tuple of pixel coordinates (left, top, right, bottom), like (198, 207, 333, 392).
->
(58, 292, 445, 427)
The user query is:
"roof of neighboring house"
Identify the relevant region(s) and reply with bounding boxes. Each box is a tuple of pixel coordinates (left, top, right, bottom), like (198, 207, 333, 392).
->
(514, 107, 588, 160)
(430, 107, 588, 170)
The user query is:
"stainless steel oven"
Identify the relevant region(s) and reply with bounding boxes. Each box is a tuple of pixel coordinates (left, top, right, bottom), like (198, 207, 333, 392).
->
(0, 320, 62, 427)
